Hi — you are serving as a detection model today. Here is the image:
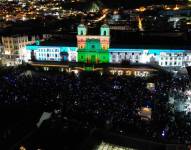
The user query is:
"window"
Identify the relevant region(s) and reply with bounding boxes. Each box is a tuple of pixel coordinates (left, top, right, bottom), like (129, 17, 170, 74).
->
(92, 45, 95, 49)
(103, 31, 106, 36)
(81, 31, 83, 35)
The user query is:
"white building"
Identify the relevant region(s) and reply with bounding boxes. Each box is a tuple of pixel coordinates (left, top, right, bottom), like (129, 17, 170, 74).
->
(1, 34, 52, 66)
(1, 35, 36, 66)
(109, 49, 191, 68)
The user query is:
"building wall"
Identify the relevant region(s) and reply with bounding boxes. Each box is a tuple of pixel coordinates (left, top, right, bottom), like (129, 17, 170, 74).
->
(1, 35, 37, 66)
(109, 49, 191, 68)
(26, 45, 191, 68)
(78, 51, 109, 64)
(77, 38, 110, 64)
(26, 45, 77, 62)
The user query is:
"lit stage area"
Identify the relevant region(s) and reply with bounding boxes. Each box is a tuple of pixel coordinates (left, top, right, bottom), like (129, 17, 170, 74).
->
(96, 142, 137, 150)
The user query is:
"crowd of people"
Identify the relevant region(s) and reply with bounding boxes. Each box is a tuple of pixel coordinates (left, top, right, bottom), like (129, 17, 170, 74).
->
(0, 66, 191, 149)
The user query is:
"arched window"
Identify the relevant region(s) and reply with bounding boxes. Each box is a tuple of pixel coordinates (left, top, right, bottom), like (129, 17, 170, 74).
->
(104, 31, 107, 36)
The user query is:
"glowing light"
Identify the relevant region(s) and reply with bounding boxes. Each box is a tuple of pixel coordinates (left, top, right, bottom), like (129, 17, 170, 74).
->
(162, 130, 165, 137)
(19, 146, 26, 150)
(136, 6, 146, 12)
(164, 5, 171, 10)
(173, 5, 179, 10)
(143, 107, 150, 112)
(22, 16, 26, 21)
(138, 16, 144, 31)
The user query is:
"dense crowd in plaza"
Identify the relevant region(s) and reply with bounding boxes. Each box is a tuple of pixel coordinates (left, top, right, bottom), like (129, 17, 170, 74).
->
(0, 66, 191, 148)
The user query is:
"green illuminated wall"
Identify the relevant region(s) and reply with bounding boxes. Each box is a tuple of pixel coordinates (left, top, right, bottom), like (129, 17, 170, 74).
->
(78, 39, 109, 64)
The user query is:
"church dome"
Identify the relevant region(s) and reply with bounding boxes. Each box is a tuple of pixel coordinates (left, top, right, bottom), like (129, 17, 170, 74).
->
(101, 24, 109, 28)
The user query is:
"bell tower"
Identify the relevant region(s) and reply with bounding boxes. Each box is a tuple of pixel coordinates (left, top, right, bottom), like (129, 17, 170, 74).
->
(100, 24, 110, 36)
(77, 24, 87, 49)
(77, 24, 87, 36)
(100, 24, 110, 50)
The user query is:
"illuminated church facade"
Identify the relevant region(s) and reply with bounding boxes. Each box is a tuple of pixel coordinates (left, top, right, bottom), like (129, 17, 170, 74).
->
(26, 24, 191, 68)
(77, 24, 110, 64)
